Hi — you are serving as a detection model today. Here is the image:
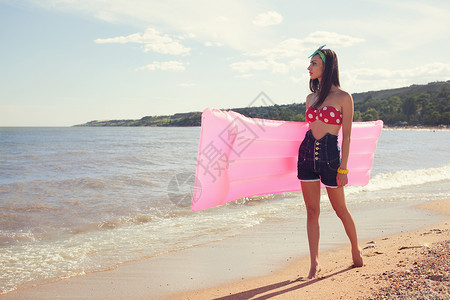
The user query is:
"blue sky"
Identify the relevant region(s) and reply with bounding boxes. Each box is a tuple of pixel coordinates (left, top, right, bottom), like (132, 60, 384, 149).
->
(0, 0, 449, 126)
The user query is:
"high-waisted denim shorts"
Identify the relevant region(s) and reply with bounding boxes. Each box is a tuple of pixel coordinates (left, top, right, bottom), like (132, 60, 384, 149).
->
(297, 130, 341, 188)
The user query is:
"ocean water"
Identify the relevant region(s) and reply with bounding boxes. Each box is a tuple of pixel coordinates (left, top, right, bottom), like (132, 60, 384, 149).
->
(0, 126, 449, 294)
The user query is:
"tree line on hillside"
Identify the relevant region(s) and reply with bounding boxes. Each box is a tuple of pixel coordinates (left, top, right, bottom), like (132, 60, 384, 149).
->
(234, 86, 449, 126)
(236, 87, 450, 126)
(76, 84, 449, 127)
(352, 87, 449, 126)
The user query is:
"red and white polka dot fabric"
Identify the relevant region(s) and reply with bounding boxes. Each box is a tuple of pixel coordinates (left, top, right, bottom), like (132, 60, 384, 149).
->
(305, 106, 342, 125)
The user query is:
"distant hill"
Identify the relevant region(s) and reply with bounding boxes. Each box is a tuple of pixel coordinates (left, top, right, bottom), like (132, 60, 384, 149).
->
(75, 81, 450, 127)
(79, 112, 203, 127)
(351, 81, 449, 103)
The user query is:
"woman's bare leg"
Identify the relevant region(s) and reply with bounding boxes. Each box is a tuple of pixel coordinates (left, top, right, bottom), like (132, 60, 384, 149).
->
(301, 180, 322, 278)
(326, 187, 363, 267)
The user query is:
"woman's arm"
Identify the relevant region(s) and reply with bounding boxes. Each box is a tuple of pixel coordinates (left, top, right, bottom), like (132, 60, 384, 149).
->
(337, 92, 354, 187)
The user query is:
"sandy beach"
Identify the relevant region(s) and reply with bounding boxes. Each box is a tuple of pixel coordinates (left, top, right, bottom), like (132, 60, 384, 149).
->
(2, 199, 449, 299)
(169, 199, 449, 300)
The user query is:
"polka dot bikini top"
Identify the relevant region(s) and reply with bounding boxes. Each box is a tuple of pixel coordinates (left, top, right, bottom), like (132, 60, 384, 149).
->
(305, 106, 342, 125)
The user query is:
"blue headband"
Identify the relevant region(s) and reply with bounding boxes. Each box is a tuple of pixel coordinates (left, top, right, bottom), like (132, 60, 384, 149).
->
(308, 44, 326, 63)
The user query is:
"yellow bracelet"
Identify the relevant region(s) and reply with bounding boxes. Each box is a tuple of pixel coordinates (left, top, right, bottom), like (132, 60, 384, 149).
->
(337, 168, 349, 175)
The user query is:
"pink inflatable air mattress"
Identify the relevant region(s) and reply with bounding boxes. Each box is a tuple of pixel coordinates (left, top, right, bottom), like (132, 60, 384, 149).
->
(192, 108, 383, 211)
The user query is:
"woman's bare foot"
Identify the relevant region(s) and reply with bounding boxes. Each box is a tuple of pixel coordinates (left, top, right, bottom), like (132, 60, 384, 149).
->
(352, 248, 363, 267)
(307, 264, 322, 279)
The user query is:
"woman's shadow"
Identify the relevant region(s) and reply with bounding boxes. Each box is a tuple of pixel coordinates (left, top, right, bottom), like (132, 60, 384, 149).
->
(213, 266, 354, 300)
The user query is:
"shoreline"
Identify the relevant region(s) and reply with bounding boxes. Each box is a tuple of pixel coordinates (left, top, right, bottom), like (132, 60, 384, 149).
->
(2, 198, 448, 299)
(383, 125, 449, 130)
(2, 125, 448, 130)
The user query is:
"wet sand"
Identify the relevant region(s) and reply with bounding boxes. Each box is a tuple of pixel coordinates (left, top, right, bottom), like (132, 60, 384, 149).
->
(169, 199, 449, 299)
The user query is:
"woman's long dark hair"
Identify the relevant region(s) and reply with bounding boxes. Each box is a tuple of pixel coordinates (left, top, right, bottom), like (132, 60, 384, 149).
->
(309, 49, 340, 108)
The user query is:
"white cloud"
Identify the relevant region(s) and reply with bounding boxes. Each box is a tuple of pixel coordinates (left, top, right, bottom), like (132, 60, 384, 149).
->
(248, 31, 364, 60)
(204, 41, 223, 47)
(179, 82, 195, 87)
(95, 27, 191, 56)
(137, 61, 186, 72)
(250, 38, 304, 60)
(177, 33, 196, 40)
(349, 63, 450, 80)
(326, 2, 449, 53)
(302, 31, 365, 48)
(270, 61, 290, 74)
(230, 31, 364, 75)
(29, 0, 269, 52)
(342, 62, 450, 93)
(95, 11, 118, 22)
(235, 74, 254, 79)
(380, 2, 450, 50)
(230, 60, 289, 74)
(252, 11, 283, 27)
(231, 60, 270, 73)
(289, 58, 306, 70)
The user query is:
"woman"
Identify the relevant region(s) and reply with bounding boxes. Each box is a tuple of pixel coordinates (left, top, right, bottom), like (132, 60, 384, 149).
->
(297, 45, 364, 279)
